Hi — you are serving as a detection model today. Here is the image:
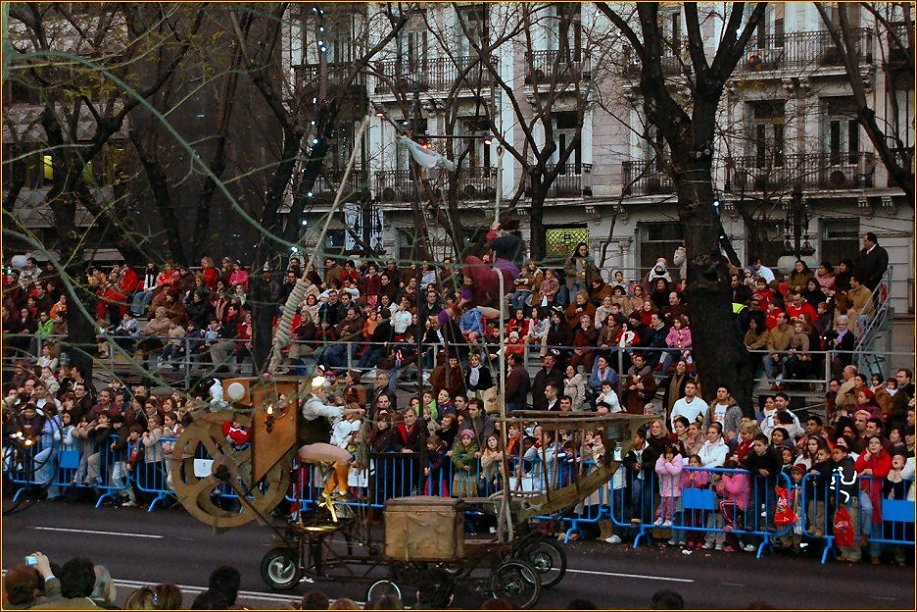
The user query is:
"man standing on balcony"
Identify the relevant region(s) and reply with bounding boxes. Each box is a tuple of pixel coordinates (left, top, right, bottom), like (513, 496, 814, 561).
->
(854, 232, 889, 292)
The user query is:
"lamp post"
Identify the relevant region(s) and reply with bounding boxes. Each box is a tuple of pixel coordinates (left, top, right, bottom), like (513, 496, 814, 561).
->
(777, 183, 816, 275)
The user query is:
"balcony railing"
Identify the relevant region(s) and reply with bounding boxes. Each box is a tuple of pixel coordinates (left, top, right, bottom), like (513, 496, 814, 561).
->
(524, 49, 591, 85)
(889, 146, 915, 188)
(737, 28, 874, 73)
(620, 42, 687, 79)
(375, 170, 415, 202)
(525, 163, 591, 198)
(724, 152, 877, 192)
(312, 167, 369, 200)
(373, 55, 497, 95)
(452, 167, 496, 199)
(294, 62, 367, 91)
(374, 167, 496, 202)
(621, 160, 675, 196)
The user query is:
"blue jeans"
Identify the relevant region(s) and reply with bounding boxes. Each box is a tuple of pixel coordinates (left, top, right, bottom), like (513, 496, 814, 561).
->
(762, 353, 785, 384)
(858, 490, 882, 558)
(511, 290, 531, 310)
(358, 347, 384, 369)
(131, 290, 154, 316)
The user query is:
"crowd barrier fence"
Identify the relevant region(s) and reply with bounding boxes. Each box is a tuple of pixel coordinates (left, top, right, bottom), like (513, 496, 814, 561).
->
(4, 434, 914, 564)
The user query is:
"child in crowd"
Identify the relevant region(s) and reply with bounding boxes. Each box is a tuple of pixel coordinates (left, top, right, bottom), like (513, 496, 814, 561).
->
(709, 458, 749, 552)
(680, 454, 709, 549)
(596, 380, 622, 413)
(654, 444, 683, 528)
(807, 446, 833, 538)
(479, 433, 504, 496)
(424, 434, 449, 496)
(451, 429, 479, 498)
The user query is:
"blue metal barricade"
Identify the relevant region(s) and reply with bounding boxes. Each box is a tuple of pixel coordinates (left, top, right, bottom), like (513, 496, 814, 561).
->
(94, 435, 132, 507)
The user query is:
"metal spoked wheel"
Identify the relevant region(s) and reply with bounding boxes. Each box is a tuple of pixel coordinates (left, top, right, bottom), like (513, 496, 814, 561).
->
(365, 578, 403, 603)
(489, 559, 541, 609)
(260, 547, 302, 591)
(521, 537, 567, 588)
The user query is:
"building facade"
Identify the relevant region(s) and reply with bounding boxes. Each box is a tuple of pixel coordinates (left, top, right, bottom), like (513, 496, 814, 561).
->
(282, 3, 913, 318)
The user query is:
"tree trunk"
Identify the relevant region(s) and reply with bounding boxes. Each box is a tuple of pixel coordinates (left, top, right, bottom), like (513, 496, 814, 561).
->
(528, 190, 547, 262)
(676, 160, 755, 414)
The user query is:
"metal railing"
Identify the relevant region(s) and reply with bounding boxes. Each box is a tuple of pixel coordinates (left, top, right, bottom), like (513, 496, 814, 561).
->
(373, 55, 498, 95)
(293, 62, 367, 92)
(621, 160, 675, 196)
(524, 49, 592, 84)
(525, 163, 591, 198)
(724, 152, 877, 192)
(737, 28, 875, 73)
(11, 441, 910, 566)
(313, 167, 369, 200)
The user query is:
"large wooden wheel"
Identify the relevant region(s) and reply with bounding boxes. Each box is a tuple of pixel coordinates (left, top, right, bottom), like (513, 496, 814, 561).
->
(171, 411, 291, 529)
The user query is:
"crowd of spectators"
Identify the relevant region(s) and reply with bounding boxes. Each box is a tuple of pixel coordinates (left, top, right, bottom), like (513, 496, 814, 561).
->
(3, 231, 911, 567)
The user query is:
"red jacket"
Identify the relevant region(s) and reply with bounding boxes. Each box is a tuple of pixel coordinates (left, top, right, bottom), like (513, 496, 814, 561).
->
(854, 448, 891, 524)
(120, 267, 140, 295)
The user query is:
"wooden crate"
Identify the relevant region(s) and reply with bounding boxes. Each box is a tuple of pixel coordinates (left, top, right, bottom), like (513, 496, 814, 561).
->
(384, 496, 465, 561)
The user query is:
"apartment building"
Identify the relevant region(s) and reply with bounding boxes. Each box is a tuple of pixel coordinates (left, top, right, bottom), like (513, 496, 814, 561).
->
(285, 3, 912, 320)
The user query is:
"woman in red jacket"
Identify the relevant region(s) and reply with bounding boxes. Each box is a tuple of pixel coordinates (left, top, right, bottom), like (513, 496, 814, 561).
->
(854, 435, 891, 563)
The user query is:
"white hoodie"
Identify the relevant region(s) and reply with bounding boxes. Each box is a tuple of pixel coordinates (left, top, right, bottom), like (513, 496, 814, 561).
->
(697, 437, 729, 468)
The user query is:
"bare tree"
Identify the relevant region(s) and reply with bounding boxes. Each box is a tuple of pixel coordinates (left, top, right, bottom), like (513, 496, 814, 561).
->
(4, 3, 203, 378)
(596, 2, 767, 412)
(816, 2, 914, 203)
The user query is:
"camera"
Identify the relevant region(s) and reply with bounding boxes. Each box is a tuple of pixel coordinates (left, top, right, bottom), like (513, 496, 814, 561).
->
(25, 555, 38, 566)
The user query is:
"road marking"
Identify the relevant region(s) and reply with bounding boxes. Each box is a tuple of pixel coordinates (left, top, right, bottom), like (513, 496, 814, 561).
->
(566, 568, 694, 583)
(32, 527, 163, 539)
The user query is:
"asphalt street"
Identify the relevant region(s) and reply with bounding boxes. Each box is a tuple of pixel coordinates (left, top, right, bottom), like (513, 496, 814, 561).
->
(2, 501, 914, 610)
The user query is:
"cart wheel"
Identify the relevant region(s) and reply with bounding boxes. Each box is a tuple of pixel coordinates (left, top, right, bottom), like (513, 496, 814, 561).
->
(522, 538, 567, 588)
(490, 560, 541, 609)
(260, 547, 301, 591)
(365, 578, 402, 602)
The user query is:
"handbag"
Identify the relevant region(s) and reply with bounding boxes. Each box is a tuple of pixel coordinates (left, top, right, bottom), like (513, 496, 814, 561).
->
(833, 504, 854, 548)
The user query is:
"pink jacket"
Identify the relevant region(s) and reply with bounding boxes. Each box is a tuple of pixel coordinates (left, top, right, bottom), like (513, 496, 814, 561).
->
(680, 467, 710, 490)
(655, 454, 684, 497)
(718, 472, 750, 510)
(666, 326, 692, 349)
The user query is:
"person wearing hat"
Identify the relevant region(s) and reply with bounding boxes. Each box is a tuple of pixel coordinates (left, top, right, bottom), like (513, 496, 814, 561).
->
(451, 427, 480, 497)
(298, 376, 364, 503)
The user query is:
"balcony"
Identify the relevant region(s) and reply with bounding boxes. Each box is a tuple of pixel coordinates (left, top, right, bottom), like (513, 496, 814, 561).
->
(312, 167, 369, 201)
(620, 42, 687, 79)
(374, 167, 496, 202)
(524, 49, 591, 85)
(452, 167, 496, 199)
(889, 147, 915, 188)
(294, 62, 367, 98)
(724, 152, 877, 193)
(374, 170, 415, 202)
(525, 163, 591, 198)
(373, 56, 497, 95)
(737, 28, 874, 74)
(621, 160, 675, 196)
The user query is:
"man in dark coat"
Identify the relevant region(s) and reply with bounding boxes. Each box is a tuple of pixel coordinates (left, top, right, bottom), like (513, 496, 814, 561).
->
(853, 231, 889, 291)
(505, 352, 531, 412)
(530, 353, 564, 410)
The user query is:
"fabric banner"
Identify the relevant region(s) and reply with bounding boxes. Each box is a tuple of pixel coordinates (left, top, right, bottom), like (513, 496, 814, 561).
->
(396, 135, 457, 172)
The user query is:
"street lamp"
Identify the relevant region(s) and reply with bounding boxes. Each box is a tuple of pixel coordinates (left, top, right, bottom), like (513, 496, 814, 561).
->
(777, 183, 816, 275)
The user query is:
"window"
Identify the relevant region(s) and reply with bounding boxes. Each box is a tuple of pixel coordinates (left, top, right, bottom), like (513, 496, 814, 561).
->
(750, 101, 785, 167)
(823, 98, 860, 166)
(553, 112, 581, 172)
(456, 4, 487, 56)
(820, 218, 860, 265)
(553, 3, 582, 61)
(638, 222, 682, 275)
